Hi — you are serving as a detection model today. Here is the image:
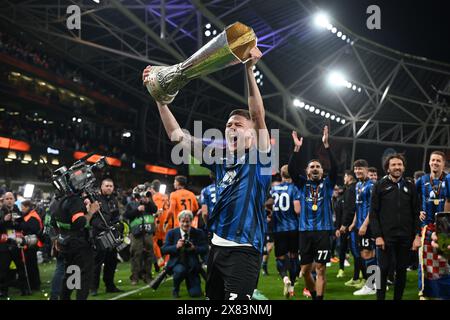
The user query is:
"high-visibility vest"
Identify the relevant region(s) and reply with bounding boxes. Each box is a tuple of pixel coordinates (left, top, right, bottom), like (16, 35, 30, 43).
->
(24, 210, 44, 248)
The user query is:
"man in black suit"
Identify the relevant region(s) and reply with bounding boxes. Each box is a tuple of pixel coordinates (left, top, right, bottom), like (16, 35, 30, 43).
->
(161, 210, 208, 298)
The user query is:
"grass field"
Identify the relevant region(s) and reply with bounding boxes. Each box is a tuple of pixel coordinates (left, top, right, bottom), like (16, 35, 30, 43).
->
(5, 252, 420, 300)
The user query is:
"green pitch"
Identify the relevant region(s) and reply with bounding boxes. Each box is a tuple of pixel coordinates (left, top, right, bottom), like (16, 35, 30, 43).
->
(7, 254, 420, 300)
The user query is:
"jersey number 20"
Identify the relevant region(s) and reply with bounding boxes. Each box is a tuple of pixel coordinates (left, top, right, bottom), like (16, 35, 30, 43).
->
(273, 193, 290, 211)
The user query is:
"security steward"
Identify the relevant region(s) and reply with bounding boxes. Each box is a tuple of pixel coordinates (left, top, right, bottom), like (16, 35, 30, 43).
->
(90, 178, 123, 295)
(55, 194, 99, 300)
(0, 192, 29, 298)
(20, 200, 44, 292)
(124, 186, 157, 285)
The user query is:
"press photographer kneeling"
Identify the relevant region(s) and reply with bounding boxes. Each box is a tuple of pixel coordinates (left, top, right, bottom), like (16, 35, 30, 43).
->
(161, 210, 208, 298)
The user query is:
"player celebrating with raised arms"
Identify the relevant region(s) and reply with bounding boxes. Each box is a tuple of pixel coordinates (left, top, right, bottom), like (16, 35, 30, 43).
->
(288, 126, 337, 300)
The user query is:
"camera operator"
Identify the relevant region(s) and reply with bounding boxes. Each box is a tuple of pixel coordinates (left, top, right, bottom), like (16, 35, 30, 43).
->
(90, 178, 123, 295)
(161, 210, 208, 298)
(124, 187, 157, 285)
(0, 192, 29, 298)
(54, 193, 100, 300)
(19, 200, 44, 292)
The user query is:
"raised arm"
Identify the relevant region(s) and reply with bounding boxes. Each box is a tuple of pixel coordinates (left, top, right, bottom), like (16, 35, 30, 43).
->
(245, 47, 270, 152)
(142, 66, 202, 151)
(322, 126, 337, 184)
(288, 131, 305, 186)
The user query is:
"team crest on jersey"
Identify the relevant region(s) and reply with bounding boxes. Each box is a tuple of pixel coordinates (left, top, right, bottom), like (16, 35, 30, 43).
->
(218, 170, 238, 188)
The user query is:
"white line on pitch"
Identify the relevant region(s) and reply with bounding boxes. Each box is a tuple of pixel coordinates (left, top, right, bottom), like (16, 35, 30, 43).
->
(109, 277, 173, 300)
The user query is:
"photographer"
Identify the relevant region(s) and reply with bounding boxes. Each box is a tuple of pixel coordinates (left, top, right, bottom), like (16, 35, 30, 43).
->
(124, 187, 157, 285)
(0, 192, 29, 298)
(161, 210, 208, 298)
(90, 178, 123, 295)
(54, 193, 100, 300)
(20, 200, 44, 292)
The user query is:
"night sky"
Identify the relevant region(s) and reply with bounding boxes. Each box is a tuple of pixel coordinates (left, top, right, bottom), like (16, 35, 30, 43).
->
(312, 0, 450, 63)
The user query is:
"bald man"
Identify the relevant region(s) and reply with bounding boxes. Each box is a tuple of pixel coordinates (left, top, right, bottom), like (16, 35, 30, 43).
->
(0, 192, 29, 298)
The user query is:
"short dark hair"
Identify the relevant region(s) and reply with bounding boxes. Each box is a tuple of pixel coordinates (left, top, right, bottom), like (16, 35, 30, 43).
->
(306, 159, 322, 168)
(383, 153, 406, 172)
(175, 175, 187, 187)
(414, 170, 425, 180)
(430, 151, 446, 161)
(151, 179, 161, 192)
(344, 170, 354, 177)
(21, 200, 33, 208)
(229, 109, 251, 120)
(368, 167, 377, 173)
(353, 159, 369, 168)
(102, 178, 114, 185)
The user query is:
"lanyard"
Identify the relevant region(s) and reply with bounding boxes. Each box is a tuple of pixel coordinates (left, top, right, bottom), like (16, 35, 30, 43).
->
(310, 183, 320, 210)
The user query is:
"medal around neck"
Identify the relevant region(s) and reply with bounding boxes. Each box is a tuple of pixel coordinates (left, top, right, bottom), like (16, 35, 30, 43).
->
(145, 22, 257, 104)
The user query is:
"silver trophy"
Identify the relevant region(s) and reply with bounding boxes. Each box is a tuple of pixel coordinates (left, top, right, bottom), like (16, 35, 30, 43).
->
(145, 22, 257, 104)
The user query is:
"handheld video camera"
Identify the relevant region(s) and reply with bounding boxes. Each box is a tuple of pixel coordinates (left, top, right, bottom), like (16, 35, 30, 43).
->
(51, 154, 107, 196)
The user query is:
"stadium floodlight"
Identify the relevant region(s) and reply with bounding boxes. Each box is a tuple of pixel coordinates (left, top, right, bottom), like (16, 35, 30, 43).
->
(341, 119, 346, 124)
(328, 71, 347, 87)
(299, 101, 305, 108)
(212, 30, 217, 36)
(314, 13, 330, 28)
(358, 87, 362, 92)
(24, 184, 35, 198)
(305, 104, 310, 110)
(132, 162, 136, 169)
(315, 109, 320, 114)
(205, 23, 211, 29)
(341, 35, 346, 40)
(7, 151, 17, 159)
(320, 111, 326, 116)
(293, 98, 302, 107)
(72, 117, 76, 122)
(337, 31, 342, 37)
(160, 184, 167, 195)
(77, 118, 82, 123)
(205, 30, 211, 37)
(331, 27, 337, 33)
(326, 23, 333, 30)
(92, 0, 100, 3)
(330, 115, 336, 120)
(122, 131, 132, 138)
(336, 117, 341, 122)
(352, 85, 357, 90)
(325, 112, 330, 118)
(310, 106, 315, 112)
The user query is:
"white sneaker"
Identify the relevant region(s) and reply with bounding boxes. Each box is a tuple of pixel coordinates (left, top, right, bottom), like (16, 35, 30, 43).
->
(344, 259, 350, 267)
(353, 285, 376, 296)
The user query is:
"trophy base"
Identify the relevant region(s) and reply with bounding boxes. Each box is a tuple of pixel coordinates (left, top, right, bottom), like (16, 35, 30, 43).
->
(145, 65, 185, 104)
